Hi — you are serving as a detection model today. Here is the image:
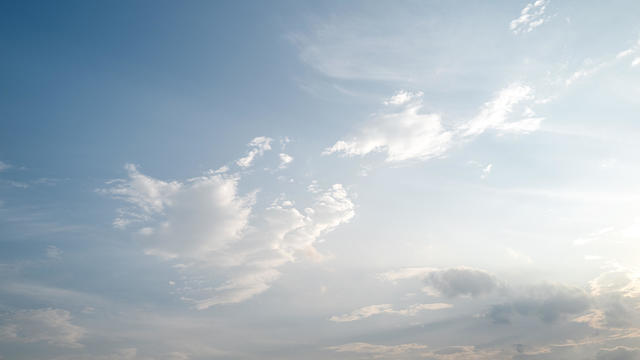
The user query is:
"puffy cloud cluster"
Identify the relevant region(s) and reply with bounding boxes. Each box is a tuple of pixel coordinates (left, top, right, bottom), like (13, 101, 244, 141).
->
(324, 84, 542, 164)
(101, 153, 355, 308)
(509, 0, 549, 35)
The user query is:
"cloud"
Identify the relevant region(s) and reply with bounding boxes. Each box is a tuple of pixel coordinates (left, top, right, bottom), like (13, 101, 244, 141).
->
(458, 84, 540, 137)
(509, 0, 549, 35)
(378, 267, 436, 281)
(330, 304, 393, 322)
(424, 267, 500, 298)
(325, 84, 542, 164)
(0, 308, 85, 348)
(328, 343, 515, 360)
(596, 346, 640, 360)
(323, 91, 453, 163)
(0, 161, 10, 172)
(327, 342, 429, 359)
(330, 302, 452, 322)
(101, 164, 252, 257)
(590, 271, 640, 298)
(481, 164, 492, 180)
(487, 284, 590, 323)
(102, 163, 355, 308)
(278, 153, 294, 169)
(236, 137, 272, 168)
(383, 90, 423, 106)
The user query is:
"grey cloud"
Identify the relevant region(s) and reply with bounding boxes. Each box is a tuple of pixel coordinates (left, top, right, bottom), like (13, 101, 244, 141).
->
(488, 284, 590, 323)
(596, 346, 640, 360)
(424, 268, 499, 298)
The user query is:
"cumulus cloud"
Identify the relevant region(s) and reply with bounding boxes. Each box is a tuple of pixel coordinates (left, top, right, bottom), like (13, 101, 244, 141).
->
(101, 164, 252, 257)
(0, 308, 85, 348)
(325, 84, 542, 164)
(101, 163, 355, 308)
(424, 268, 500, 298)
(509, 0, 549, 35)
(278, 153, 293, 169)
(330, 302, 452, 322)
(236, 136, 273, 168)
(323, 90, 453, 163)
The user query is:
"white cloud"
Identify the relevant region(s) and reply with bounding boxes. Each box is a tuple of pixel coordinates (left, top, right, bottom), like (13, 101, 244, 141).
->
(330, 302, 452, 322)
(383, 90, 423, 106)
(101, 164, 251, 257)
(589, 270, 640, 298)
(278, 153, 293, 169)
(236, 137, 272, 168)
(459, 84, 540, 137)
(0, 161, 9, 172)
(509, 0, 549, 35)
(189, 183, 355, 309)
(102, 164, 355, 308)
(0, 308, 85, 348)
(481, 164, 492, 180)
(330, 304, 393, 322)
(323, 92, 452, 163)
(632, 58, 640, 67)
(325, 84, 541, 164)
(378, 267, 437, 281)
(617, 49, 634, 59)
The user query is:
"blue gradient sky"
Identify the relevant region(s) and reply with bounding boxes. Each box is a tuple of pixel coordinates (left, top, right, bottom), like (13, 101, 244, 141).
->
(2, 1, 640, 359)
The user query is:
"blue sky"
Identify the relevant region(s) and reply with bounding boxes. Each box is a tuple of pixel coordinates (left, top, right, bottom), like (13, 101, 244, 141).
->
(2, 1, 640, 359)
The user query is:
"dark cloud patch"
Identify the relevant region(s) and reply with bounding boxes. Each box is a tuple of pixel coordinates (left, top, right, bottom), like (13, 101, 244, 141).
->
(424, 268, 499, 298)
(487, 284, 590, 323)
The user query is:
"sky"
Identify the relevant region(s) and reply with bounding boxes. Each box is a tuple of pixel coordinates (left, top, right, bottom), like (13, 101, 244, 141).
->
(2, 0, 640, 359)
